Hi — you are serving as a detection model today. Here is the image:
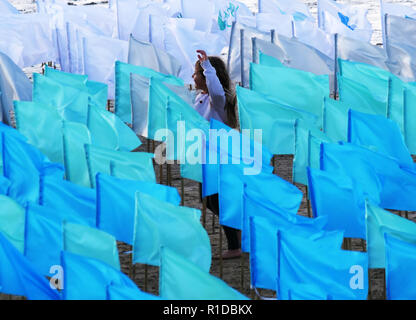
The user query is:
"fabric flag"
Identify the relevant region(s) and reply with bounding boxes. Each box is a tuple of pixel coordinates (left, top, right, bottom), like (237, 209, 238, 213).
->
(115, 60, 183, 129)
(181, 0, 214, 32)
(249, 216, 342, 292)
(250, 63, 329, 119)
(258, 0, 311, 22)
(227, 22, 271, 87)
(0, 51, 32, 125)
(404, 85, 416, 154)
(318, 0, 372, 42)
(39, 175, 96, 227)
(321, 142, 416, 211)
(0, 231, 61, 300)
(0, 195, 25, 254)
(242, 184, 329, 253)
(14, 101, 64, 165)
(255, 12, 293, 38)
(159, 246, 249, 300)
(3, 133, 65, 205)
(287, 283, 332, 300)
(85, 144, 155, 188)
(62, 121, 92, 187)
(115, 0, 141, 41)
(24, 202, 62, 277)
(307, 167, 366, 239)
(277, 230, 369, 300)
(0, 0, 18, 13)
(0, 175, 10, 196)
(106, 283, 160, 300)
(365, 201, 416, 269)
(385, 233, 416, 300)
(258, 50, 284, 68)
(292, 119, 331, 186)
(83, 35, 129, 100)
(96, 173, 181, 245)
(237, 85, 318, 155)
(348, 109, 414, 170)
(61, 251, 138, 300)
(128, 35, 182, 77)
(133, 192, 211, 272)
(322, 96, 349, 143)
(202, 118, 274, 197)
(219, 162, 302, 231)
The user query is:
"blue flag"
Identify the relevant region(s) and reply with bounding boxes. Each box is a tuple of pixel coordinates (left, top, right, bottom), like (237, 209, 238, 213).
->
(96, 173, 181, 245)
(0, 231, 61, 300)
(106, 283, 160, 300)
(0, 195, 25, 254)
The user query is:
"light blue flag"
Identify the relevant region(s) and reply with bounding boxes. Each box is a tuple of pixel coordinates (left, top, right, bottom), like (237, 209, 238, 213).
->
(115, 60, 184, 123)
(249, 216, 343, 292)
(307, 167, 366, 239)
(202, 118, 274, 198)
(0, 122, 27, 175)
(250, 62, 329, 120)
(63, 221, 120, 271)
(14, 100, 64, 165)
(348, 109, 414, 170)
(24, 203, 62, 277)
(86, 80, 108, 110)
(385, 233, 416, 300)
(237, 85, 318, 155)
(277, 229, 369, 300)
(404, 85, 416, 154)
(159, 246, 249, 300)
(39, 175, 96, 228)
(365, 201, 416, 269)
(0, 175, 10, 195)
(85, 144, 155, 188)
(0, 231, 61, 300)
(321, 142, 416, 211)
(0, 0, 19, 13)
(96, 173, 181, 245)
(258, 51, 284, 68)
(106, 283, 160, 300)
(2, 133, 65, 205)
(322, 96, 349, 143)
(133, 192, 211, 272)
(61, 251, 139, 300)
(293, 119, 331, 186)
(219, 162, 303, 231)
(0, 51, 32, 125)
(0, 195, 25, 254)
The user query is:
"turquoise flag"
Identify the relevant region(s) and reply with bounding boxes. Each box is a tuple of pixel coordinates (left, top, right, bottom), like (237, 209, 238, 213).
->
(277, 230, 369, 300)
(0, 232, 61, 300)
(14, 100, 64, 165)
(133, 192, 211, 272)
(338, 75, 388, 117)
(293, 119, 331, 185)
(85, 144, 155, 188)
(365, 201, 416, 269)
(115, 60, 184, 124)
(96, 173, 181, 245)
(63, 221, 120, 271)
(258, 51, 284, 68)
(404, 85, 416, 154)
(250, 62, 329, 120)
(307, 167, 366, 239)
(106, 283, 160, 300)
(39, 175, 96, 227)
(86, 80, 108, 110)
(0, 122, 27, 175)
(61, 251, 139, 300)
(322, 96, 349, 143)
(348, 109, 414, 169)
(159, 246, 249, 300)
(385, 233, 416, 300)
(62, 121, 92, 187)
(0, 195, 25, 254)
(249, 216, 342, 292)
(237, 86, 318, 155)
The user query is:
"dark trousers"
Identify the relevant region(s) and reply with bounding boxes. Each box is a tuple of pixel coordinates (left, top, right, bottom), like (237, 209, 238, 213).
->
(205, 194, 240, 250)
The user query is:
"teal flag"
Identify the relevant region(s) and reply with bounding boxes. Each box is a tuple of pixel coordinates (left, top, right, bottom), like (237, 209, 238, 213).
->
(85, 144, 155, 188)
(250, 63, 329, 120)
(237, 86, 318, 155)
(63, 221, 120, 271)
(277, 230, 369, 300)
(385, 233, 416, 300)
(365, 201, 416, 269)
(258, 51, 284, 68)
(404, 85, 416, 154)
(159, 246, 249, 300)
(0, 195, 25, 254)
(115, 60, 184, 123)
(133, 192, 211, 272)
(322, 96, 349, 143)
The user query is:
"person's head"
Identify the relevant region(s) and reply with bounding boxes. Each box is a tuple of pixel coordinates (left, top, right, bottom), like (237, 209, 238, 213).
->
(193, 56, 237, 128)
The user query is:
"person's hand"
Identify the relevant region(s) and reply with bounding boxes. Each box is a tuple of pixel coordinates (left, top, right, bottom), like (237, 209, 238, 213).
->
(197, 50, 208, 63)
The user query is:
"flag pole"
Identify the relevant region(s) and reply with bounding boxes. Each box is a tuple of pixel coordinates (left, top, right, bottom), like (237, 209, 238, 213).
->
(305, 185, 312, 218)
(219, 225, 223, 279)
(240, 28, 245, 88)
(271, 29, 275, 44)
(333, 33, 339, 99)
(251, 37, 257, 64)
(181, 177, 185, 206)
